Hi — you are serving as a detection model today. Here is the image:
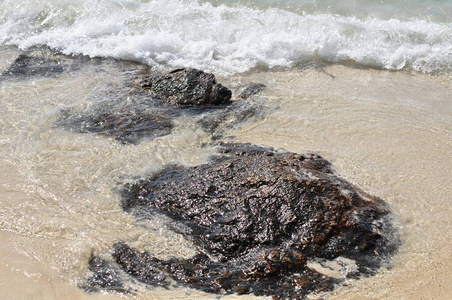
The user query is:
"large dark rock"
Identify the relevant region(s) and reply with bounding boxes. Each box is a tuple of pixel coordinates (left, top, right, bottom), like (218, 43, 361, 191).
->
(141, 68, 232, 105)
(111, 143, 397, 299)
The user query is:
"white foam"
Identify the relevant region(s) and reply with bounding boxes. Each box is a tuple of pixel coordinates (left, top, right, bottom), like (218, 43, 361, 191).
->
(1, 0, 451, 74)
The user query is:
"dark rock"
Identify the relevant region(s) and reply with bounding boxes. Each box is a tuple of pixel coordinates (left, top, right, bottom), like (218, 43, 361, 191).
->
(52, 58, 177, 144)
(57, 104, 174, 144)
(3, 51, 244, 145)
(197, 97, 267, 140)
(115, 143, 397, 299)
(112, 242, 336, 298)
(82, 255, 128, 293)
(56, 66, 260, 144)
(0, 46, 146, 83)
(112, 243, 170, 287)
(238, 83, 266, 99)
(141, 68, 232, 105)
(1, 54, 64, 79)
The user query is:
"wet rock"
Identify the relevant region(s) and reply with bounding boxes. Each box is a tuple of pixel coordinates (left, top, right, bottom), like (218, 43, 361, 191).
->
(3, 50, 248, 145)
(238, 83, 266, 99)
(1, 54, 65, 79)
(83, 256, 128, 293)
(0, 46, 142, 82)
(112, 242, 170, 287)
(112, 241, 335, 298)
(57, 104, 174, 144)
(198, 97, 267, 140)
(53, 59, 176, 144)
(56, 66, 260, 144)
(114, 143, 397, 299)
(141, 68, 232, 105)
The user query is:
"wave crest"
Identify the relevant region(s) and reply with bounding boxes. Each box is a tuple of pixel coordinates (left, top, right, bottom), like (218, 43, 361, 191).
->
(1, 0, 451, 74)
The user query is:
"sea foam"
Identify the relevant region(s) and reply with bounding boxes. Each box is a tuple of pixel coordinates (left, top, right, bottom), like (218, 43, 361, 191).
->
(1, 0, 451, 74)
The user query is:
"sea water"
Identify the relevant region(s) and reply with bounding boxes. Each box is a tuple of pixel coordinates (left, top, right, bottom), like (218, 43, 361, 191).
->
(1, 0, 451, 74)
(0, 1, 451, 299)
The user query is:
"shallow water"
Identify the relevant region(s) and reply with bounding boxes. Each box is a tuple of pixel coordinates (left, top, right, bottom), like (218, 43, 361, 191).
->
(1, 0, 452, 298)
(1, 42, 451, 299)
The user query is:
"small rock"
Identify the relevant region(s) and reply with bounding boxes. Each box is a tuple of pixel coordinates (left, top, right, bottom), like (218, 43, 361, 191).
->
(141, 68, 232, 105)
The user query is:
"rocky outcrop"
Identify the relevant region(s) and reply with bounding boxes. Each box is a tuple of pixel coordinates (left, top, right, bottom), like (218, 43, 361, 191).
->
(110, 143, 397, 299)
(141, 68, 232, 105)
(56, 67, 263, 144)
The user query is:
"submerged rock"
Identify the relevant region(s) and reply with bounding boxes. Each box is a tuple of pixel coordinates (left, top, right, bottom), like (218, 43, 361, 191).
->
(238, 82, 266, 99)
(0, 46, 102, 81)
(0, 53, 65, 81)
(57, 104, 174, 144)
(197, 97, 267, 140)
(141, 68, 232, 105)
(106, 143, 397, 299)
(83, 256, 129, 293)
(56, 67, 261, 144)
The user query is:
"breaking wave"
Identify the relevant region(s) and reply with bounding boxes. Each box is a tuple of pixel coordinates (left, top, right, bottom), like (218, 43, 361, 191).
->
(1, 0, 451, 74)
